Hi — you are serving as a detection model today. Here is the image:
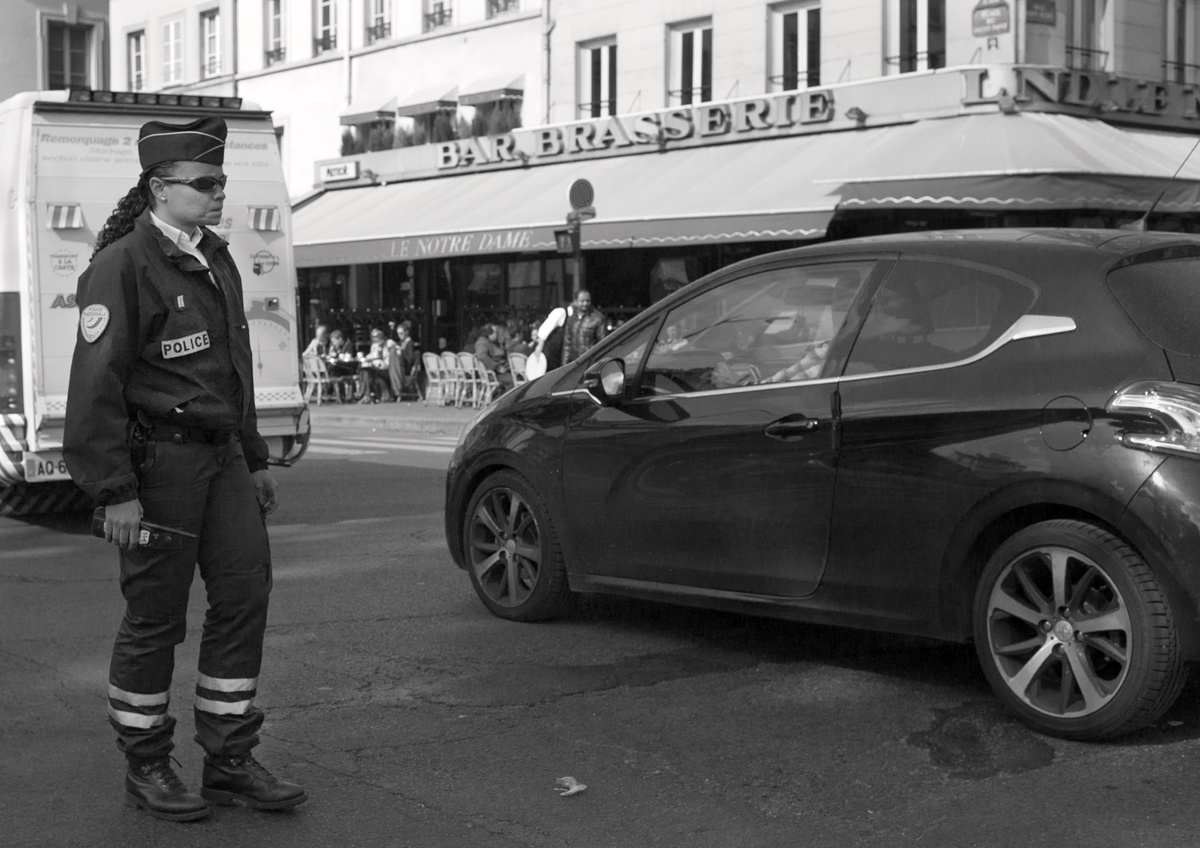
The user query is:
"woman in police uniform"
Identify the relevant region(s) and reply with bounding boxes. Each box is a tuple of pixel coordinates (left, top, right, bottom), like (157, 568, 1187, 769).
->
(64, 117, 306, 821)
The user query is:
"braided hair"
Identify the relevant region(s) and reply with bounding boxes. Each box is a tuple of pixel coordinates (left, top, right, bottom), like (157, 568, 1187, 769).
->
(91, 163, 175, 260)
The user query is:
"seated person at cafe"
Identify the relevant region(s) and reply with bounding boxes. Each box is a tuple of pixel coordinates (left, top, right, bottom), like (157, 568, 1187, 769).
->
(360, 327, 398, 403)
(303, 324, 330, 357)
(474, 323, 513, 388)
(323, 328, 358, 400)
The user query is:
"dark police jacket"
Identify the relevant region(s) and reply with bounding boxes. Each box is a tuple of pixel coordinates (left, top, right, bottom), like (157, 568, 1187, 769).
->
(64, 211, 269, 506)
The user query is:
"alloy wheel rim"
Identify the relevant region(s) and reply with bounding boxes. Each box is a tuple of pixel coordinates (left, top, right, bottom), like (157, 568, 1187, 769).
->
(468, 487, 542, 607)
(986, 545, 1132, 718)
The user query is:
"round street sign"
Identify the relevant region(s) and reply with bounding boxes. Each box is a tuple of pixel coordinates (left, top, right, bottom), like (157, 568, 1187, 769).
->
(568, 178, 595, 210)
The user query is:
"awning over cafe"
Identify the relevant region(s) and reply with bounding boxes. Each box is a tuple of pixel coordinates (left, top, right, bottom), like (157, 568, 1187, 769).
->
(338, 96, 397, 126)
(393, 85, 458, 117)
(293, 111, 1200, 268)
(459, 74, 525, 106)
(293, 137, 842, 267)
(832, 111, 1200, 212)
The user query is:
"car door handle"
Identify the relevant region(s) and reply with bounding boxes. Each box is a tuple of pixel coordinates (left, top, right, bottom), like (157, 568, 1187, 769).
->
(764, 417, 819, 439)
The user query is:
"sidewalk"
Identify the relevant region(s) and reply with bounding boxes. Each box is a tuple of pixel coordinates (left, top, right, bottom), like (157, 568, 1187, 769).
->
(306, 397, 476, 437)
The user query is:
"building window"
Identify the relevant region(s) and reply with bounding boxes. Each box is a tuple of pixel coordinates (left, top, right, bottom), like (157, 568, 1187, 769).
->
(127, 30, 146, 91)
(1166, 0, 1198, 82)
(887, 0, 945, 73)
(578, 38, 616, 118)
(314, 0, 337, 54)
(47, 20, 91, 89)
(1065, 0, 1108, 70)
(200, 9, 220, 79)
(487, 0, 519, 16)
(367, 0, 391, 43)
(770, 3, 820, 91)
(425, 1, 452, 32)
(265, 0, 286, 65)
(669, 20, 712, 106)
(163, 18, 183, 84)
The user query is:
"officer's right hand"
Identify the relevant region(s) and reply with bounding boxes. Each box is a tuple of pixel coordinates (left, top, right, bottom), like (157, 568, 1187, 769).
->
(105, 499, 144, 551)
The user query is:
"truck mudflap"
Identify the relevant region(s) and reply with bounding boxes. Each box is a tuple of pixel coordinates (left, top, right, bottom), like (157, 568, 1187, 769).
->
(0, 480, 91, 516)
(1, 414, 25, 486)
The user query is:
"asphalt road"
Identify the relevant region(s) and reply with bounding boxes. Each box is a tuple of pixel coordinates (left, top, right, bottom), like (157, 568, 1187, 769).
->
(3, 429, 1200, 848)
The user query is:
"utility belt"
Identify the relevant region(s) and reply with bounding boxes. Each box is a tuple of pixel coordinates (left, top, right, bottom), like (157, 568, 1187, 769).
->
(132, 409, 236, 447)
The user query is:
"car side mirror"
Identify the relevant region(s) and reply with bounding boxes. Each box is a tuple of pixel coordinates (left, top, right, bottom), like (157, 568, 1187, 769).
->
(583, 358, 626, 405)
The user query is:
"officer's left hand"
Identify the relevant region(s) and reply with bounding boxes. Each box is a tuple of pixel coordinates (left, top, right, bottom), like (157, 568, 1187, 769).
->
(251, 469, 279, 516)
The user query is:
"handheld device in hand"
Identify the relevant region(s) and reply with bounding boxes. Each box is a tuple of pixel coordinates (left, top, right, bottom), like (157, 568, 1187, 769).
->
(91, 507, 196, 550)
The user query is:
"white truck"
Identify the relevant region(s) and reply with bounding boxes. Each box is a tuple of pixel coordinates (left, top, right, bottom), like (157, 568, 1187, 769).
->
(0, 89, 310, 515)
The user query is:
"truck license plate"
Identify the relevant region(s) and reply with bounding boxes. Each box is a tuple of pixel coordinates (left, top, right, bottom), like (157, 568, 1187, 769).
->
(24, 452, 71, 482)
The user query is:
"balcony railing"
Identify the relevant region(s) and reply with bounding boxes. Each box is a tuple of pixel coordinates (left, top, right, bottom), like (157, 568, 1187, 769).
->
(313, 32, 337, 55)
(264, 46, 286, 66)
(578, 99, 617, 119)
(366, 22, 391, 44)
(1065, 45, 1108, 71)
(884, 51, 946, 74)
(201, 57, 220, 79)
(487, 0, 519, 16)
(667, 86, 713, 106)
(768, 69, 819, 91)
(424, 5, 452, 31)
(1163, 58, 1200, 84)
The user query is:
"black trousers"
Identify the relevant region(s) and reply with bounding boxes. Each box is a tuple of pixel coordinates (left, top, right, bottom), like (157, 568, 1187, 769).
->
(106, 435, 272, 761)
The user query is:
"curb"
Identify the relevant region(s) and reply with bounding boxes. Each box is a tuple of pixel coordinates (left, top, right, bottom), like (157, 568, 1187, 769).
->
(306, 405, 472, 437)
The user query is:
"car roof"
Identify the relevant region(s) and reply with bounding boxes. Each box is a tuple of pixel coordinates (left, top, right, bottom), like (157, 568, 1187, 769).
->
(727, 228, 1200, 273)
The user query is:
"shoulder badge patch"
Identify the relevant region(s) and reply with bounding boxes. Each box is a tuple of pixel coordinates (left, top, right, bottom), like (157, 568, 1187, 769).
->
(80, 304, 110, 343)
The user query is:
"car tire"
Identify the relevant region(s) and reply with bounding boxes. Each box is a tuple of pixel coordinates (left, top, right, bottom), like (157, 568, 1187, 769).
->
(972, 519, 1188, 740)
(462, 469, 571, 622)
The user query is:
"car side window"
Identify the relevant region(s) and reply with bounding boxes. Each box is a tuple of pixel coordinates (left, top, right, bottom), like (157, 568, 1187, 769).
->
(845, 259, 1037, 376)
(635, 262, 875, 397)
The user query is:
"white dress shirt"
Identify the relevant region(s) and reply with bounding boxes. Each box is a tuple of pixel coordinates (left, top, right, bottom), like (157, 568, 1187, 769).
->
(150, 210, 209, 269)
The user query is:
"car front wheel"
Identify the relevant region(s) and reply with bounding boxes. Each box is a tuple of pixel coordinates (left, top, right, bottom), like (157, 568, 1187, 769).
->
(463, 470, 571, 622)
(973, 519, 1188, 740)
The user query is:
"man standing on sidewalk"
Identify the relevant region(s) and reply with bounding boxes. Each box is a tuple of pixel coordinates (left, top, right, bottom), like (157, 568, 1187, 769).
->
(562, 290, 608, 364)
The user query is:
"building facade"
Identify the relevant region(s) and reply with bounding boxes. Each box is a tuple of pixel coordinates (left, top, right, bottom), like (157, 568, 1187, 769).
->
(2, 0, 110, 103)
(104, 0, 1200, 358)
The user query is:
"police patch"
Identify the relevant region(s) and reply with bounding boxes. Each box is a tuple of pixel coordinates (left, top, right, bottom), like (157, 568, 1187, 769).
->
(161, 331, 211, 359)
(80, 304, 110, 343)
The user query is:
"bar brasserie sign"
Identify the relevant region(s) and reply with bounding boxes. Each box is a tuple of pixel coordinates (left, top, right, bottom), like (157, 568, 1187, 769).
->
(435, 90, 835, 170)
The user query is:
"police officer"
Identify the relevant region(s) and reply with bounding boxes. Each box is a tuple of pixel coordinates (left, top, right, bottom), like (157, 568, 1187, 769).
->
(63, 117, 306, 821)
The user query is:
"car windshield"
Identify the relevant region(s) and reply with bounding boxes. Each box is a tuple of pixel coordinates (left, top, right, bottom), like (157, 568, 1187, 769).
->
(1108, 258, 1200, 356)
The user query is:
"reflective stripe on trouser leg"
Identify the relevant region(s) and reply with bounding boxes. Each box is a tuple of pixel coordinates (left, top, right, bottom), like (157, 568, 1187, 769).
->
(193, 436, 272, 758)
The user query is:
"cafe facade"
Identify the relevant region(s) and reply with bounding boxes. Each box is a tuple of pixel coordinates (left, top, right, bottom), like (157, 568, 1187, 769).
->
(293, 62, 1200, 351)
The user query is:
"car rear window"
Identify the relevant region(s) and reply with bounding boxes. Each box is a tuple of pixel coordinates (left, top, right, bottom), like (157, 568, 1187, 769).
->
(1107, 258, 1200, 356)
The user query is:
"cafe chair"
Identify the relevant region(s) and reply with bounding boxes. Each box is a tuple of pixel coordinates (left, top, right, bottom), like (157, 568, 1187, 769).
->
(508, 352, 528, 385)
(459, 351, 501, 408)
(440, 350, 466, 407)
(301, 355, 339, 405)
(422, 352, 449, 405)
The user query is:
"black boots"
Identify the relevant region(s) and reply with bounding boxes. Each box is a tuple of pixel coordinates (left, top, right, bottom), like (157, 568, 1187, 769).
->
(125, 757, 209, 822)
(201, 753, 308, 810)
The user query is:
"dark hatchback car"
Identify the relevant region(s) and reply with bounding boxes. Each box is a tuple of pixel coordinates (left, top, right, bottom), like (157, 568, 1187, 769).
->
(445, 229, 1200, 740)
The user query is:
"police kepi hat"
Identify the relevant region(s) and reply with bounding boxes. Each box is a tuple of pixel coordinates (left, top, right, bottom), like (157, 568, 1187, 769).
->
(137, 116, 227, 171)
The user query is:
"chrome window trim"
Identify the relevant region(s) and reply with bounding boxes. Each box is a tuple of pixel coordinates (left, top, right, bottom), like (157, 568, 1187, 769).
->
(565, 314, 1076, 403)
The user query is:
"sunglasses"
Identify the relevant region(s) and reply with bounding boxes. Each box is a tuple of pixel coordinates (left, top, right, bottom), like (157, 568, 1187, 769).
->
(160, 175, 228, 193)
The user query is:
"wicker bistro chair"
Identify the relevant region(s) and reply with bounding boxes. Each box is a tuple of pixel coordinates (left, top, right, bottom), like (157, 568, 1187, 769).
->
(508, 352, 528, 386)
(422, 351, 449, 406)
(459, 351, 502, 408)
(440, 351, 467, 407)
(301, 355, 339, 405)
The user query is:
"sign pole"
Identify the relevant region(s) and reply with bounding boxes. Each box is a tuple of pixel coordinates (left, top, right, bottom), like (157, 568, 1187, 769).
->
(566, 179, 596, 297)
